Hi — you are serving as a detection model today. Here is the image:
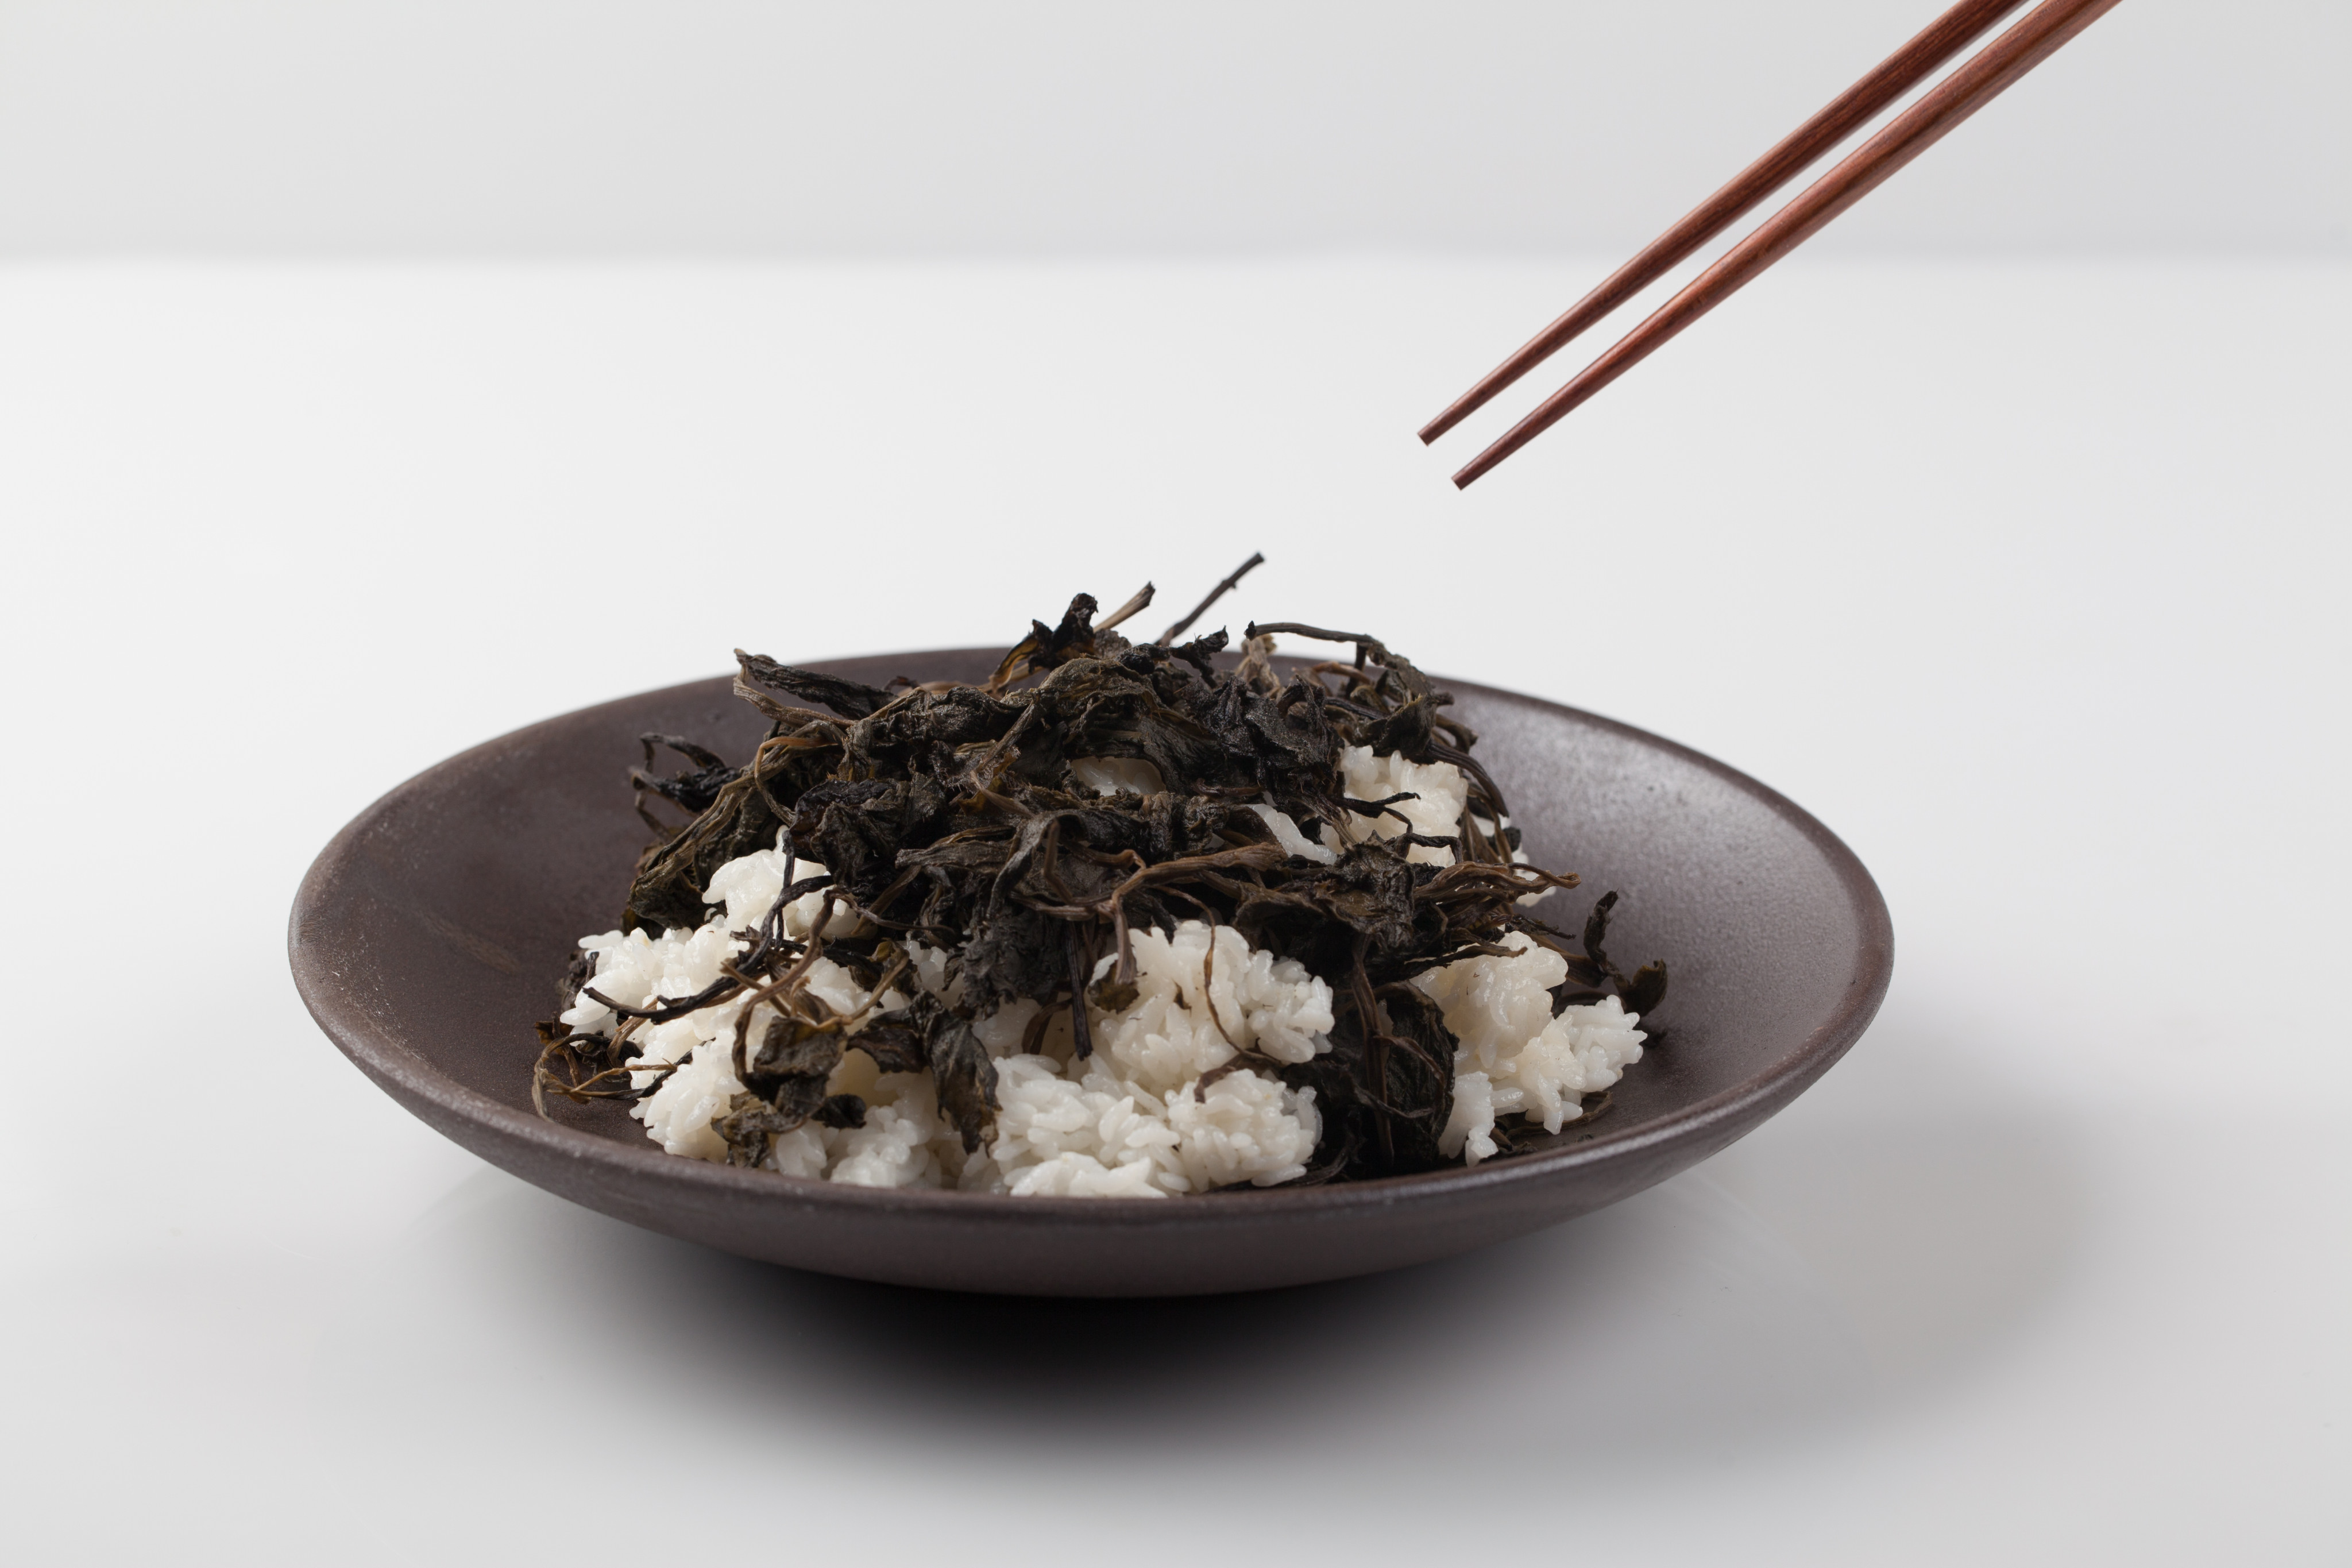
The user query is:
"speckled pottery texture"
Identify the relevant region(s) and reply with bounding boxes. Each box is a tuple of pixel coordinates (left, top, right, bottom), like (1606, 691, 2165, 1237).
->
(289, 649, 1893, 1297)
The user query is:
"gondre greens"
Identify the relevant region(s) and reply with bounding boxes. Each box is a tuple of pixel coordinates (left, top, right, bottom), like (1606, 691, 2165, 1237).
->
(535, 560, 1664, 1189)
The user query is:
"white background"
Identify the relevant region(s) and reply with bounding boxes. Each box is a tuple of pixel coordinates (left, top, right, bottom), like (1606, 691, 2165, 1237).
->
(1, 0, 2346, 254)
(1, 4, 2345, 1565)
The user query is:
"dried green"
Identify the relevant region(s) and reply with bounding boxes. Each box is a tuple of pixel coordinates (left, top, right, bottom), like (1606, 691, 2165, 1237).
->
(535, 557, 1665, 1182)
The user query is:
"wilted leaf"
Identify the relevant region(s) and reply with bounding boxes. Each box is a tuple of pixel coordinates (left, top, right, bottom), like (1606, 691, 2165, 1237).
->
(555, 555, 1667, 1184)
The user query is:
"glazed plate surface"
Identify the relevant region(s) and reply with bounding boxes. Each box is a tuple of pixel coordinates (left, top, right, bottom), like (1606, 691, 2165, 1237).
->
(289, 649, 1892, 1296)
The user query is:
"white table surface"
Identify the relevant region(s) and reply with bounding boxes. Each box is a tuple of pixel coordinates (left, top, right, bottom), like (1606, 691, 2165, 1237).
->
(2, 257, 2344, 1565)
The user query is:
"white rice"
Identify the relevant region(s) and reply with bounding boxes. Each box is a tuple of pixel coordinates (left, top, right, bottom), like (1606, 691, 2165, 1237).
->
(1417, 935, 1647, 1164)
(1324, 746, 1472, 864)
(559, 751, 1645, 1194)
(1067, 755, 1167, 797)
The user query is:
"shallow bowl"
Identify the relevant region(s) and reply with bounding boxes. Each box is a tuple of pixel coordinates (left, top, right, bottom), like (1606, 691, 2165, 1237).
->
(289, 649, 1891, 1296)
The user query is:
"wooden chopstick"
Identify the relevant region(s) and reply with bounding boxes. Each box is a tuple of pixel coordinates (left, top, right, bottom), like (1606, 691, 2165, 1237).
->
(1443, 0, 2127, 489)
(1419, 0, 2032, 447)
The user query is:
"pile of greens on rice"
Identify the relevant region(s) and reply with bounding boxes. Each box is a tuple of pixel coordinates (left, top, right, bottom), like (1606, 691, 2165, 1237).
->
(536, 560, 1664, 1196)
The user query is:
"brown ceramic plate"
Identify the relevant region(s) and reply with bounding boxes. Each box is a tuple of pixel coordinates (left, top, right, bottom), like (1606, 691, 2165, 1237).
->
(289, 649, 1891, 1296)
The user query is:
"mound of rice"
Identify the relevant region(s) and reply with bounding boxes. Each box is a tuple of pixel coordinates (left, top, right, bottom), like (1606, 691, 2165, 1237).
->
(558, 750, 1647, 1195)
